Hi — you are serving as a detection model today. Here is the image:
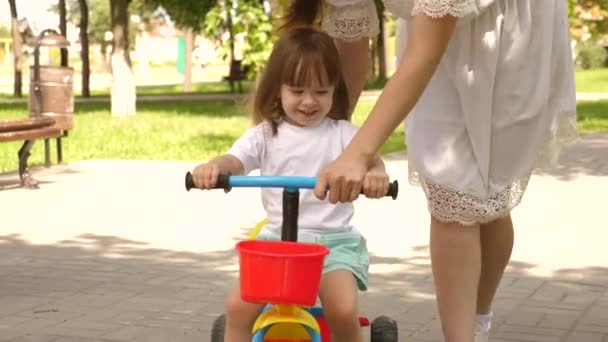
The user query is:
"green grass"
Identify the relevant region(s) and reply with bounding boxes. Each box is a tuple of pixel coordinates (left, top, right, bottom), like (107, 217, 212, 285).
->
(577, 100, 608, 133)
(0, 69, 606, 100)
(351, 101, 405, 155)
(0, 81, 254, 100)
(1, 98, 605, 173)
(132, 81, 254, 95)
(575, 68, 608, 93)
(0, 99, 404, 172)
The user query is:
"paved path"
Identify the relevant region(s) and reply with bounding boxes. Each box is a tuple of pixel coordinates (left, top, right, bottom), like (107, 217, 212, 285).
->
(0, 133, 607, 341)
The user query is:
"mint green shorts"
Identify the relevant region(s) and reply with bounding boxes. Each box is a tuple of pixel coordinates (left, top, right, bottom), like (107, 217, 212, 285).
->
(257, 230, 369, 291)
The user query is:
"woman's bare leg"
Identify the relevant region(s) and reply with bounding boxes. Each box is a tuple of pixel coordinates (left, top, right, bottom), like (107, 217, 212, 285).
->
(430, 216, 481, 342)
(477, 215, 514, 314)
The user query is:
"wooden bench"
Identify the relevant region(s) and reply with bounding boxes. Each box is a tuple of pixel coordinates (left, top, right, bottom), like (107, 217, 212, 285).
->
(223, 60, 250, 94)
(0, 116, 62, 189)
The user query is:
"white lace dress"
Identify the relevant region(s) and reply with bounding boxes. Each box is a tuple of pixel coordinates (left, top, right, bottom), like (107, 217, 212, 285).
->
(322, 0, 577, 225)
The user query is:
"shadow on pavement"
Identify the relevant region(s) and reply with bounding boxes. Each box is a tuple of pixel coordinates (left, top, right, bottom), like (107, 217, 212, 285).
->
(0, 234, 607, 341)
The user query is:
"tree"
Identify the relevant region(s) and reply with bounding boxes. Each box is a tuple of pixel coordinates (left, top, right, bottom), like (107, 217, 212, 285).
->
(135, 0, 218, 92)
(138, 0, 217, 32)
(8, 0, 23, 97)
(59, 0, 68, 66)
(569, 0, 608, 42)
(372, 0, 387, 82)
(79, 0, 90, 97)
(109, 0, 135, 117)
(203, 0, 273, 80)
(53, 0, 112, 68)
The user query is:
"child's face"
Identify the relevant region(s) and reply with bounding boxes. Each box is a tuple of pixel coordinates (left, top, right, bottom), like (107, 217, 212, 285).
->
(280, 82, 334, 127)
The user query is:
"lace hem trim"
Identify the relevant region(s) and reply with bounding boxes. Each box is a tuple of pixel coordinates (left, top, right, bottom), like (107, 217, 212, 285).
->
(412, 0, 477, 18)
(322, 1, 380, 42)
(419, 175, 531, 226)
(407, 109, 578, 225)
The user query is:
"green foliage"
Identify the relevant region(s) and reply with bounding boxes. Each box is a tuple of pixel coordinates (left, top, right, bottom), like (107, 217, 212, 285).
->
(0, 25, 11, 38)
(138, 0, 217, 32)
(577, 42, 607, 69)
(52, 0, 111, 46)
(203, 0, 273, 79)
(365, 76, 389, 90)
(568, 0, 608, 43)
(50, 0, 149, 51)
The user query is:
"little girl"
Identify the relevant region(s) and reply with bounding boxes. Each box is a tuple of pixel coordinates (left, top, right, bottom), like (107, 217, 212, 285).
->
(191, 27, 389, 342)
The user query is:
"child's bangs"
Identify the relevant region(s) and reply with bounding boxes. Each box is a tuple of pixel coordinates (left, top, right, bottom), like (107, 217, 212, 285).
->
(282, 52, 334, 88)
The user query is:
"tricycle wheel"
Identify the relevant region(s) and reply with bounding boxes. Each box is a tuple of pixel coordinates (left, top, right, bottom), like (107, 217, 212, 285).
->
(210, 314, 226, 342)
(370, 315, 398, 342)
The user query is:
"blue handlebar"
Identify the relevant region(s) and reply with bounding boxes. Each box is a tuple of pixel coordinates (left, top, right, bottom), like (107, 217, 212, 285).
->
(184, 172, 399, 199)
(223, 175, 316, 189)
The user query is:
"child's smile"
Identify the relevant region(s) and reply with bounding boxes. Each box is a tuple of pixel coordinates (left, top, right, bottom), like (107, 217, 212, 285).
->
(281, 84, 335, 127)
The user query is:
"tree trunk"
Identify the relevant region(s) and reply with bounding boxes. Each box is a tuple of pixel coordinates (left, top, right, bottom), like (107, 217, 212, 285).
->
(59, 0, 68, 66)
(377, 12, 387, 81)
(79, 0, 90, 97)
(370, 37, 377, 79)
(8, 0, 22, 98)
(109, 0, 135, 117)
(226, 1, 236, 92)
(395, 18, 407, 66)
(183, 28, 193, 92)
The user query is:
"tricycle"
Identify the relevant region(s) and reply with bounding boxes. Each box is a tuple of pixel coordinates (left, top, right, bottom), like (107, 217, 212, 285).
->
(185, 172, 399, 342)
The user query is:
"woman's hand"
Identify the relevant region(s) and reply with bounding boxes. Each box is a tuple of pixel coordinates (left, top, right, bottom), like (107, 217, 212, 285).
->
(362, 159, 390, 199)
(314, 151, 372, 203)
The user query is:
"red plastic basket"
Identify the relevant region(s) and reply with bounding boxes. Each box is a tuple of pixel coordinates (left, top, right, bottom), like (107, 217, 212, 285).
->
(236, 240, 329, 307)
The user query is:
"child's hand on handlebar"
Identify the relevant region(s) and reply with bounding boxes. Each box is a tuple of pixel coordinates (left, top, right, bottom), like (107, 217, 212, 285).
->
(192, 162, 231, 193)
(362, 168, 390, 199)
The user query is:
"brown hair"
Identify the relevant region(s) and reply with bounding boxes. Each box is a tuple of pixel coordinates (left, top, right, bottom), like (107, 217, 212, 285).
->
(278, 0, 323, 33)
(252, 26, 350, 134)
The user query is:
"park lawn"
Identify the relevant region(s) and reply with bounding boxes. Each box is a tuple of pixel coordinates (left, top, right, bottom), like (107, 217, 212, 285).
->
(0, 99, 605, 173)
(0, 99, 404, 172)
(577, 100, 608, 133)
(575, 68, 608, 93)
(0, 81, 255, 100)
(1, 68, 606, 100)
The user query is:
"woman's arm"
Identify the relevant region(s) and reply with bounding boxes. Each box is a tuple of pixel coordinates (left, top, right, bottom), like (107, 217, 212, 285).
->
(335, 38, 370, 114)
(315, 14, 459, 203)
(347, 14, 458, 162)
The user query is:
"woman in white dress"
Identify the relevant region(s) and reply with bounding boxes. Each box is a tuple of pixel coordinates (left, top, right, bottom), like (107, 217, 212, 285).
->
(281, 0, 577, 341)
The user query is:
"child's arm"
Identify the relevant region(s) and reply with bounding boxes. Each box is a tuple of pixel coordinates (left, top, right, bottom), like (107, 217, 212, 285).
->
(192, 154, 244, 191)
(193, 123, 264, 190)
(362, 154, 390, 199)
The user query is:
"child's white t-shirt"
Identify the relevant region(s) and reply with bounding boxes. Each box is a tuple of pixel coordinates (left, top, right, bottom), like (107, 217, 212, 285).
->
(228, 118, 359, 236)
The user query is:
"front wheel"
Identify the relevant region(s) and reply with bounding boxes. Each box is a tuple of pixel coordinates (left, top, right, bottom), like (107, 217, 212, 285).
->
(210, 314, 226, 342)
(370, 315, 398, 342)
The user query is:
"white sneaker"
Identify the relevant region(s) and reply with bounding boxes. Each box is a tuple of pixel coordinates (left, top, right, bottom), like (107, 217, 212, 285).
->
(474, 313, 491, 342)
(474, 330, 489, 342)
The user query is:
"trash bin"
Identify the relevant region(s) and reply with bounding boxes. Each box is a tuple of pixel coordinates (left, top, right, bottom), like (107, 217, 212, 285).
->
(27, 29, 73, 166)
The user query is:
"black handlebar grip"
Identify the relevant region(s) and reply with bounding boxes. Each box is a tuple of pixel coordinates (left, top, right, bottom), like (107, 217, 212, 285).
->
(355, 180, 398, 199)
(185, 172, 195, 191)
(185, 172, 230, 191)
(386, 180, 399, 200)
